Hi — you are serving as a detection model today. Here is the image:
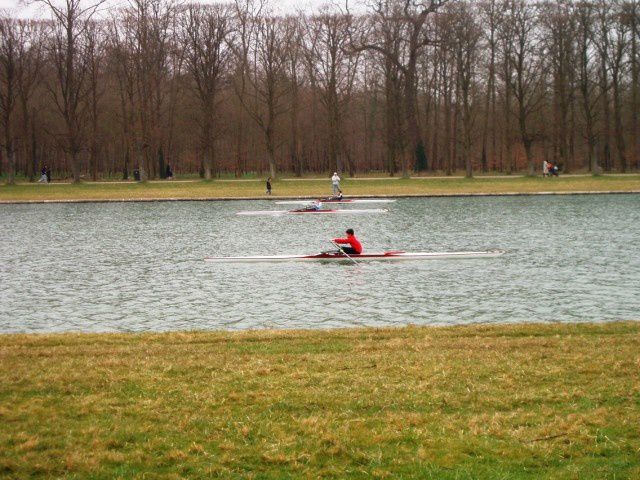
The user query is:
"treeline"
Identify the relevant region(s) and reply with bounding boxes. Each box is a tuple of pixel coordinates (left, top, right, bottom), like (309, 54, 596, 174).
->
(1, 0, 639, 183)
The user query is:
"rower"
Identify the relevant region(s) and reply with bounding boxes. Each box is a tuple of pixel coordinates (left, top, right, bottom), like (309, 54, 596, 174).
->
(332, 228, 362, 255)
(296, 200, 322, 212)
(334, 190, 343, 200)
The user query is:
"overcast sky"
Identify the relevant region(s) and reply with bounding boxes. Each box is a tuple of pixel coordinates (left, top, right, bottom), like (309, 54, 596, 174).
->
(0, 0, 348, 17)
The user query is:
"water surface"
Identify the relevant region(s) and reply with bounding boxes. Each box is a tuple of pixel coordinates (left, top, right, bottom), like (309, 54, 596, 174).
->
(1, 195, 638, 333)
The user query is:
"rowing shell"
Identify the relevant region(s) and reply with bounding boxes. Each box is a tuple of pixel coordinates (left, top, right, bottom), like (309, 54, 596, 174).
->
(237, 208, 388, 216)
(275, 199, 396, 205)
(204, 250, 506, 263)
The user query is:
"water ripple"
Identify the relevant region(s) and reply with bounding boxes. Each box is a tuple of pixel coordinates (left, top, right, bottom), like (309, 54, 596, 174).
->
(1, 196, 639, 333)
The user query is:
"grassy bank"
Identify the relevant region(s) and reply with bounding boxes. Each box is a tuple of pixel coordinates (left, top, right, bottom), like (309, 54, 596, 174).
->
(1, 174, 640, 202)
(1, 322, 638, 478)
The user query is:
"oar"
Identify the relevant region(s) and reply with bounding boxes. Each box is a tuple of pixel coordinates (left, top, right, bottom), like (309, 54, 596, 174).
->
(331, 241, 358, 265)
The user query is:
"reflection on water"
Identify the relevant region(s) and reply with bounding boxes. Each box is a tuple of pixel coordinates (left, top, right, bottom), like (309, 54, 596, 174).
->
(0, 195, 639, 333)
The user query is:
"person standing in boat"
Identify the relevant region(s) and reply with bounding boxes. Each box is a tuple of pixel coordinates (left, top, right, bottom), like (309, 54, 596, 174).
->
(331, 172, 341, 195)
(333, 228, 362, 255)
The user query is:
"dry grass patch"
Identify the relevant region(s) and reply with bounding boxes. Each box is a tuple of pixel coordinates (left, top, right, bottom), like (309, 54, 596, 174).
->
(0, 322, 639, 478)
(1, 175, 639, 202)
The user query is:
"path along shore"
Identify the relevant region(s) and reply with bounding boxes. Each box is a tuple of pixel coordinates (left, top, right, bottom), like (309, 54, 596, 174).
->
(1, 174, 640, 203)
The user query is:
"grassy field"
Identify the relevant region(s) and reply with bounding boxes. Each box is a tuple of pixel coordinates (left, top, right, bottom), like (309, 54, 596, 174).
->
(1, 322, 638, 478)
(1, 174, 640, 202)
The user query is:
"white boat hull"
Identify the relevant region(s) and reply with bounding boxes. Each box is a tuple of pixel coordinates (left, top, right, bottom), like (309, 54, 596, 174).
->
(237, 208, 388, 216)
(275, 199, 396, 205)
(205, 250, 506, 263)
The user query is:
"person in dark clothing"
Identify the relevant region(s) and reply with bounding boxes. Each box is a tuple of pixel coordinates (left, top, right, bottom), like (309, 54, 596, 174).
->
(45, 166, 51, 183)
(38, 165, 48, 183)
(266, 177, 272, 195)
(165, 164, 173, 179)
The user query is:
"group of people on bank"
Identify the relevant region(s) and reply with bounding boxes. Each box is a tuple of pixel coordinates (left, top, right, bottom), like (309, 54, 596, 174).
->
(542, 160, 560, 177)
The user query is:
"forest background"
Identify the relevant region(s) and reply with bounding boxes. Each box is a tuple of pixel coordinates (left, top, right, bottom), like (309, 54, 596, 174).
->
(1, 0, 640, 184)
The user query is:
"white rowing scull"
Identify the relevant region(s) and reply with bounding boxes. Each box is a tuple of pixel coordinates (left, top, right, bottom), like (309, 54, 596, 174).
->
(205, 250, 506, 263)
(275, 199, 396, 205)
(237, 208, 388, 216)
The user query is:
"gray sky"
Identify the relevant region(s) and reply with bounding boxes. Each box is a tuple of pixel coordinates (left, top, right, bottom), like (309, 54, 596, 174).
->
(0, 0, 343, 17)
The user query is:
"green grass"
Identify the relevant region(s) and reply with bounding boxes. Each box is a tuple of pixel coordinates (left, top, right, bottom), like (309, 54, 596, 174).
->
(1, 175, 639, 202)
(1, 322, 638, 478)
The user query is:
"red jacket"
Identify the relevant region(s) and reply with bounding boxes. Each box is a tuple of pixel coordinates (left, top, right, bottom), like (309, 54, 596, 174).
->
(333, 234, 362, 253)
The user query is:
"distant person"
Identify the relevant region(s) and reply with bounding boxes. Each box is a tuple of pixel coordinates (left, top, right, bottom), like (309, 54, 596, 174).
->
(295, 200, 322, 212)
(38, 165, 48, 183)
(332, 228, 362, 255)
(331, 171, 341, 195)
(548, 162, 559, 177)
(542, 160, 549, 177)
(133, 167, 141, 182)
(266, 177, 272, 195)
(165, 164, 173, 179)
(45, 166, 51, 183)
(320, 189, 344, 201)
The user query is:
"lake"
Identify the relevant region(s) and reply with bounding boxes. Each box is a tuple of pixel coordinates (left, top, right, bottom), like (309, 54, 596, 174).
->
(1, 194, 638, 333)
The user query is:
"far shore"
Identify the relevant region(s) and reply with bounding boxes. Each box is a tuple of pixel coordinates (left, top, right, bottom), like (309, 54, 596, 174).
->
(1, 174, 640, 203)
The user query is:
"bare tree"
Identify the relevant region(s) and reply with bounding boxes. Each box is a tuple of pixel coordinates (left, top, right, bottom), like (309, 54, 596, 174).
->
(232, 9, 292, 179)
(304, 9, 359, 175)
(0, 16, 20, 184)
(542, 0, 577, 172)
(35, 0, 106, 183)
(14, 20, 44, 182)
(124, 0, 177, 180)
(349, 0, 449, 177)
(182, 3, 233, 180)
(230, 0, 262, 177)
(609, 1, 629, 172)
(108, 12, 137, 179)
(497, 0, 516, 173)
(593, 0, 613, 171)
(627, 0, 640, 170)
(576, 0, 600, 173)
(284, 15, 304, 176)
(450, 2, 481, 177)
(479, 0, 499, 172)
(508, 0, 547, 176)
(84, 20, 105, 181)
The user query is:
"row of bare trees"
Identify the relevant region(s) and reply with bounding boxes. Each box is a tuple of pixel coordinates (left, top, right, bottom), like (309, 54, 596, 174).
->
(1, 0, 639, 183)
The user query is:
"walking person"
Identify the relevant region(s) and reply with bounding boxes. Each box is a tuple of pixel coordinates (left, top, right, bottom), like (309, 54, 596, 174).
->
(38, 165, 48, 183)
(266, 177, 272, 195)
(331, 172, 340, 195)
(542, 160, 549, 177)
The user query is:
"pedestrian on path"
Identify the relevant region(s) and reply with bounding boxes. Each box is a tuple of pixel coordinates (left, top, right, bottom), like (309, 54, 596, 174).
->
(38, 165, 48, 183)
(266, 177, 272, 195)
(331, 172, 340, 195)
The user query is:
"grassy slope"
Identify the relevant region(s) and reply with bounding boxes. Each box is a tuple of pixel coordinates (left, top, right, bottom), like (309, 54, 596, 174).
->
(1, 175, 640, 202)
(1, 322, 638, 479)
